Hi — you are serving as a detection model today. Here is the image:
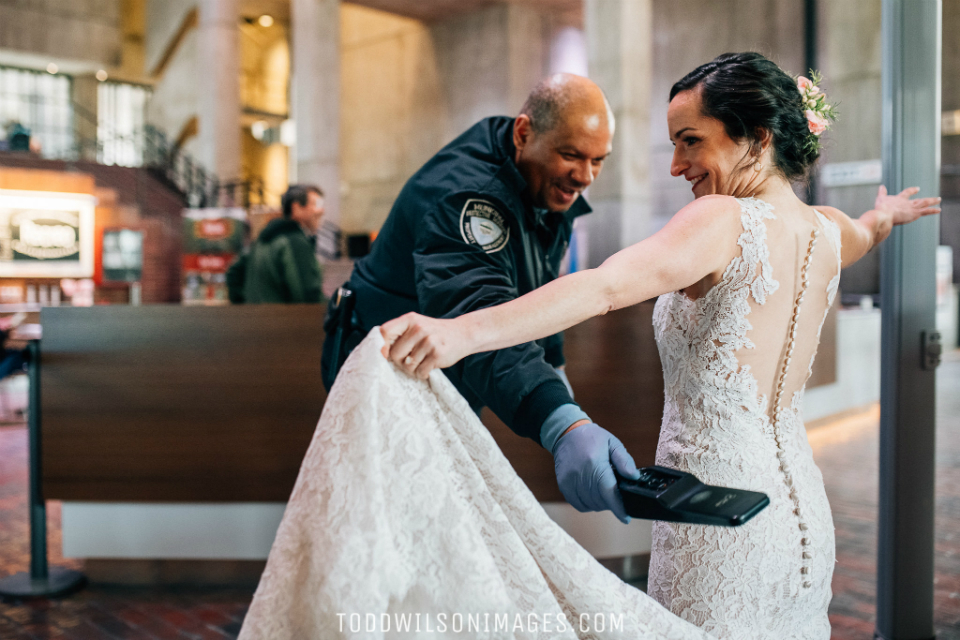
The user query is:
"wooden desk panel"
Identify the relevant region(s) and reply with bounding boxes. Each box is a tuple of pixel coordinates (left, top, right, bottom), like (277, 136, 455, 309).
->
(41, 299, 836, 504)
(41, 305, 325, 502)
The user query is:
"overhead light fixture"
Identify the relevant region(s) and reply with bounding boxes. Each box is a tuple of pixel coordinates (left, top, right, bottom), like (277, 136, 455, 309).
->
(46, 63, 58, 74)
(96, 70, 108, 82)
(258, 14, 274, 27)
(280, 120, 296, 147)
(251, 121, 268, 141)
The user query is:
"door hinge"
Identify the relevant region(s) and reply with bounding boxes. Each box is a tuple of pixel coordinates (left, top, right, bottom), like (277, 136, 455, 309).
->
(922, 330, 942, 370)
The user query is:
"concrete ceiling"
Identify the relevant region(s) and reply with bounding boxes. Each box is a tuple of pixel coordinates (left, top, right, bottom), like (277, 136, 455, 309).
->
(345, 0, 582, 24)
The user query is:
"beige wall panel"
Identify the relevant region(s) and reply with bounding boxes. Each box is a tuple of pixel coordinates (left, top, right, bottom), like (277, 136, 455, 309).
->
(341, 37, 407, 182)
(0, 0, 121, 67)
(340, 5, 436, 233)
(339, 3, 549, 234)
(147, 30, 201, 157)
(145, 0, 197, 72)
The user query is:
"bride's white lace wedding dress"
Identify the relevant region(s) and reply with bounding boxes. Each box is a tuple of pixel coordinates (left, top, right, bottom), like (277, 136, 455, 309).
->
(238, 197, 840, 639)
(648, 197, 841, 639)
(238, 329, 712, 640)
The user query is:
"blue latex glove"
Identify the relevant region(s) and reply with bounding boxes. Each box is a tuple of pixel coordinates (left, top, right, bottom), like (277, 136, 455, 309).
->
(552, 423, 640, 524)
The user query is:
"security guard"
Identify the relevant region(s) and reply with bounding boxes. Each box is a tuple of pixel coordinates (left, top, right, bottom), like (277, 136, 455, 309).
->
(323, 74, 639, 522)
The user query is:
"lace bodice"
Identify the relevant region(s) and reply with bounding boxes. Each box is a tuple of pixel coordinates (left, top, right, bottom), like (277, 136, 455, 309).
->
(648, 197, 842, 639)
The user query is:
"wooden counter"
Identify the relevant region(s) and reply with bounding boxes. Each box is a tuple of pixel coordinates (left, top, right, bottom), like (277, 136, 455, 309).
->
(41, 305, 326, 502)
(41, 301, 835, 504)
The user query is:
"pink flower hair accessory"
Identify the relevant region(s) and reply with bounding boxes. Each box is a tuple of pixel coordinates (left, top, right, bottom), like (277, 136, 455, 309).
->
(796, 70, 838, 153)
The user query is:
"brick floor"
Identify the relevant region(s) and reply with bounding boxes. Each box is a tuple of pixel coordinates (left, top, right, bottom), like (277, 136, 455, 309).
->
(0, 354, 958, 638)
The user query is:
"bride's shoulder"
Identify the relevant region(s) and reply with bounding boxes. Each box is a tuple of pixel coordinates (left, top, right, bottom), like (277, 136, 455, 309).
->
(674, 195, 744, 230)
(810, 204, 846, 222)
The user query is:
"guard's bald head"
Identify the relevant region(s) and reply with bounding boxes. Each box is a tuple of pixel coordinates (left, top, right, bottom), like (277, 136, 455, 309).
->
(513, 74, 614, 212)
(519, 73, 615, 136)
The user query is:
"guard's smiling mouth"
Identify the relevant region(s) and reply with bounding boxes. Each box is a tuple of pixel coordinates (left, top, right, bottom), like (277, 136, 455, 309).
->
(689, 173, 707, 186)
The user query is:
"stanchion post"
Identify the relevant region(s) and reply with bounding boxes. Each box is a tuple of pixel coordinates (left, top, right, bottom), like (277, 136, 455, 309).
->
(0, 339, 86, 599)
(27, 339, 47, 581)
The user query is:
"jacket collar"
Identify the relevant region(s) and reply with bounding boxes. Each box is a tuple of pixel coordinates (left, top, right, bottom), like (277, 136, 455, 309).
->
(258, 217, 310, 243)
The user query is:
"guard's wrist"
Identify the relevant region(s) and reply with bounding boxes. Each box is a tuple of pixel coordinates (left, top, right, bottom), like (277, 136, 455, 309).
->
(561, 419, 591, 438)
(540, 404, 590, 453)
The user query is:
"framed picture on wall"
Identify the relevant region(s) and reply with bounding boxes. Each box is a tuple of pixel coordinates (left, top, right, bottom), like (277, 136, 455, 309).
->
(0, 189, 96, 277)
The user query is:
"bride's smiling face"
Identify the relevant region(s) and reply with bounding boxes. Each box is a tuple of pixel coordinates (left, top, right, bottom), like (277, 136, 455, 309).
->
(668, 88, 758, 198)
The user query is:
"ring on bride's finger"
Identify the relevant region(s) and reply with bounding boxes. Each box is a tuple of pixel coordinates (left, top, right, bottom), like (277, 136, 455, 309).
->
(404, 356, 413, 365)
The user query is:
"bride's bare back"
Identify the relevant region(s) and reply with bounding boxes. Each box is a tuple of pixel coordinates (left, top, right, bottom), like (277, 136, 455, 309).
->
(719, 197, 841, 422)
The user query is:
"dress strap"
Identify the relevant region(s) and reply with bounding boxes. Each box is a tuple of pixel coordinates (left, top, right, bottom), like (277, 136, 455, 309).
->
(736, 198, 778, 305)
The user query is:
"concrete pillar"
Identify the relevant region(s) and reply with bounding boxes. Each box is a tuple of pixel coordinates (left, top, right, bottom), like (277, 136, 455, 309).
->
(291, 0, 341, 226)
(197, 0, 241, 181)
(584, 0, 653, 267)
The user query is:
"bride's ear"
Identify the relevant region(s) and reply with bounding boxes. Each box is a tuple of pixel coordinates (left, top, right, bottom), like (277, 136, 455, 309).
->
(754, 127, 774, 155)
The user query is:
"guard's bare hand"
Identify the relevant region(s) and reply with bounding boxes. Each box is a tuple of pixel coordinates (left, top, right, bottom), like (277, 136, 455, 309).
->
(379, 313, 467, 379)
(875, 185, 941, 225)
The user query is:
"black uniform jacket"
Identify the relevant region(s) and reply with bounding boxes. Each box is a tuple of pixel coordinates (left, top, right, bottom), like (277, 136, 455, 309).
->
(346, 116, 592, 444)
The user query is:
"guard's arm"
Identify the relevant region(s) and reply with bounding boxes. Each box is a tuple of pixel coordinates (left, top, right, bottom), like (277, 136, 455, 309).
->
(412, 194, 579, 444)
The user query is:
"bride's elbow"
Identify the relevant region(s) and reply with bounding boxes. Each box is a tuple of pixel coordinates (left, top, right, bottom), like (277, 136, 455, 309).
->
(596, 274, 624, 315)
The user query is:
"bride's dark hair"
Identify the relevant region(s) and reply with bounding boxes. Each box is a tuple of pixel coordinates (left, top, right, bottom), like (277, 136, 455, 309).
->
(670, 52, 820, 182)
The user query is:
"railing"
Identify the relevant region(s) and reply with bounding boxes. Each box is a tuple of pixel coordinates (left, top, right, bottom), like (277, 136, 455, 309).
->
(142, 124, 264, 209)
(3, 94, 267, 209)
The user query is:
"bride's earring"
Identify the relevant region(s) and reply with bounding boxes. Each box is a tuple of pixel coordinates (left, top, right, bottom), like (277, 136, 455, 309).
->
(753, 160, 763, 172)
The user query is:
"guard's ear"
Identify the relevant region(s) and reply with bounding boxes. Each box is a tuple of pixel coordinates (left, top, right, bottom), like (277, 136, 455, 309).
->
(513, 114, 535, 152)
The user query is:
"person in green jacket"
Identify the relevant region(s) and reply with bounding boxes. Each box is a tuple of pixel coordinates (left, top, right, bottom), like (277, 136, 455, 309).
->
(227, 184, 326, 304)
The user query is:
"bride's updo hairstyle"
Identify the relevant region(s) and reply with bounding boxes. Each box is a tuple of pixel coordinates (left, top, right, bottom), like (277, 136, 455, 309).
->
(670, 52, 819, 182)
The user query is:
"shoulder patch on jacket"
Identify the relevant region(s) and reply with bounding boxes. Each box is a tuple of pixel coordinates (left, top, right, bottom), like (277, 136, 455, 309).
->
(459, 198, 510, 254)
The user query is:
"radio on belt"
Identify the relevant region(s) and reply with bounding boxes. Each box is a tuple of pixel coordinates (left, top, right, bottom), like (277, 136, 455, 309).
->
(616, 466, 770, 527)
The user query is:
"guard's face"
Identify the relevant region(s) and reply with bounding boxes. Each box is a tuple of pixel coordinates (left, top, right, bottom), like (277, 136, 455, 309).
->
(668, 89, 758, 199)
(514, 113, 612, 213)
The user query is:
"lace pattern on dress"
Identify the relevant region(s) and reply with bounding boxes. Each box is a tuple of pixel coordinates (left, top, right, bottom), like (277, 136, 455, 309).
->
(238, 331, 716, 640)
(648, 197, 836, 639)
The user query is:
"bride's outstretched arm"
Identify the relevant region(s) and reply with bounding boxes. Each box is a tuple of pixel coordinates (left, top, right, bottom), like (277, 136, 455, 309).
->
(816, 185, 940, 268)
(381, 195, 742, 378)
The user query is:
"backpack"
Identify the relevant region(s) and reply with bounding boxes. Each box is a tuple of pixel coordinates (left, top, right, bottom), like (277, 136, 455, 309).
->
(226, 251, 249, 303)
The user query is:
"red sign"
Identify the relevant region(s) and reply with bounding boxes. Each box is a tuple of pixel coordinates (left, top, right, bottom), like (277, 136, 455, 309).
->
(182, 253, 231, 273)
(194, 219, 232, 240)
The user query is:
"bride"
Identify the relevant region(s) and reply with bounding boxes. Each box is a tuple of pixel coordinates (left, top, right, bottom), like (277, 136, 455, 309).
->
(377, 52, 938, 637)
(238, 53, 938, 639)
